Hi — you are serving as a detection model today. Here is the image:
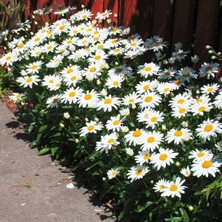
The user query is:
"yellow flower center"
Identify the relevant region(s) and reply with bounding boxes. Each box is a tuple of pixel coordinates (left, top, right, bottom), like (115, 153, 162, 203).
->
(207, 87, 214, 92)
(179, 108, 186, 114)
(115, 68, 123, 73)
(151, 117, 157, 122)
(143, 85, 150, 90)
(89, 67, 96, 72)
(145, 66, 152, 72)
(26, 77, 33, 83)
(17, 43, 24, 49)
(143, 154, 150, 160)
(47, 45, 53, 50)
(69, 92, 76, 97)
(84, 94, 92, 100)
(145, 96, 153, 103)
(49, 79, 54, 84)
(160, 184, 165, 189)
(147, 136, 155, 143)
(94, 55, 101, 60)
(129, 98, 135, 103)
(108, 138, 115, 144)
(133, 130, 142, 137)
(164, 88, 169, 92)
(113, 81, 119, 86)
(202, 160, 213, 168)
(93, 37, 99, 42)
(34, 37, 40, 42)
(6, 56, 12, 61)
(197, 152, 205, 157)
(67, 68, 74, 74)
(59, 25, 65, 30)
(52, 98, 58, 103)
(112, 39, 117, 44)
(71, 76, 77, 81)
(174, 130, 183, 137)
(177, 99, 185, 104)
(204, 124, 213, 132)
(104, 98, 112, 104)
(198, 106, 206, 112)
(67, 39, 73, 44)
(114, 48, 120, 53)
(113, 120, 120, 125)
(112, 27, 118, 32)
(135, 169, 142, 176)
(97, 44, 104, 49)
(159, 153, 168, 161)
(87, 125, 95, 131)
(165, 71, 171, 75)
(31, 65, 38, 70)
(170, 184, 178, 191)
(131, 42, 137, 47)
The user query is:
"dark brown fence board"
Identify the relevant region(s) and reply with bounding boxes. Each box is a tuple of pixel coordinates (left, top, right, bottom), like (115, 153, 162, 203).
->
(194, 0, 220, 62)
(152, 0, 174, 43)
(172, 0, 196, 51)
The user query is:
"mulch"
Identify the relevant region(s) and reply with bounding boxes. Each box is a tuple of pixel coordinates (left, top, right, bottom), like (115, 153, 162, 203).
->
(0, 91, 17, 114)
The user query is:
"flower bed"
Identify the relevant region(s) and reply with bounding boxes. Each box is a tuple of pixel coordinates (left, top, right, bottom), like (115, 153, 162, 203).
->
(1, 7, 222, 222)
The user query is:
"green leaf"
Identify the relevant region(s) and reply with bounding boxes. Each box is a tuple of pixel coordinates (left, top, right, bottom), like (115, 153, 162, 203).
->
(135, 201, 154, 212)
(38, 125, 48, 133)
(179, 208, 190, 222)
(38, 147, 51, 156)
(51, 147, 59, 156)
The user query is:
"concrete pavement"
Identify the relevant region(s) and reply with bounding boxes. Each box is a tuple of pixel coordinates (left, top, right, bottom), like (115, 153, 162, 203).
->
(0, 101, 115, 222)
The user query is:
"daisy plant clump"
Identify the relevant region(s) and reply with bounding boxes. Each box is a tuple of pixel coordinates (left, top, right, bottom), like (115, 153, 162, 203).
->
(1, 6, 222, 222)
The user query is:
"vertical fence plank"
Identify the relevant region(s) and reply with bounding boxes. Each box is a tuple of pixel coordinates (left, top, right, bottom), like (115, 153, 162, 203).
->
(152, 0, 174, 43)
(194, 0, 220, 62)
(172, 0, 197, 51)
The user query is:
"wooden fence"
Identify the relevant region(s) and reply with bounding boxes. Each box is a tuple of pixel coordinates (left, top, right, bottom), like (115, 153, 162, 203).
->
(2, 0, 222, 63)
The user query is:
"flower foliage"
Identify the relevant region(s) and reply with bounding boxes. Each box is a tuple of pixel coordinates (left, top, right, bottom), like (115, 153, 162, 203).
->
(1, 6, 222, 222)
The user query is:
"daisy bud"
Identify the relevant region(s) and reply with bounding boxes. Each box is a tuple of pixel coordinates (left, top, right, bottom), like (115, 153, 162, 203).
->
(150, 180, 154, 184)
(217, 52, 221, 56)
(34, 21, 38, 25)
(94, 117, 99, 122)
(211, 56, 216, 60)
(114, 13, 118, 18)
(163, 59, 168, 65)
(175, 161, 181, 167)
(59, 123, 64, 128)
(188, 205, 194, 212)
(75, 139, 79, 143)
(115, 62, 119, 65)
(120, 108, 130, 116)
(100, 89, 107, 96)
(107, 19, 112, 24)
(132, 104, 136, 109)
(208, 50, 214, 54)
(32, 15, 35, 19)
(85, 118, 89, 122)
(81, 4, 85, 8)
(169, 58, 175, 64)
(206, 45, 211, 49)
(161, 125, 166, 131)
(181, 121, 188, 128)
(180, 167, 191, 177)
(63, 112, 70, 119)
(121, 126, 129, 133)
(96, 79, 101, 85)
(102, 177, 106, 181)
(126, 148, 134, 156)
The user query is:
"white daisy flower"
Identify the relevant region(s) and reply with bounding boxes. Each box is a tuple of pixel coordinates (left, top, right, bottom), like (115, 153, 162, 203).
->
(213, 91, 222, 109)
(176, 67, 197, 82)
(157, 67, 176, 80)
(165, 128, 192, 144)
(96, 95, 120, 112)
(150, 148, 178, 170)
(105, 74, 124, 89)
(105, 115, 123, 132)
(135, 151, 151, 165)
(107, 168, 119, 180)
(30, 46, 42, 57)
(180, 167, 191, 177)
(80, 120, 103, 137)
(136, 80, 158, 94)
(96, 132, 120, 153)
(46, 95, 61, 108)
(138, 92, 162, 109)
(78, 90, 100, 108)
(84, 63, 102, 80)
(200, 83, 220, 95)
(9, 92, 23, 103)
(127, 165, 149, 182)
(191, 158, 222, 177)
(139, 131, 164, 151)
(157, 82, 177, 95)
(108, 65, 133, 77)
(196, 119, 222, 141)
(137, 62, 159, 77)
(190, 100, 213, 116)
(153, 178, 169, 193)
(42, 75, 61, 90)
(95, 9, 112, 20)
(43, 41, 58, 53)
(26, 61, 43, 74)
(189, 149, 213, 161)
(122, 92, 139, 107)
(161, 177, 187, 198)
(169, 93, 192, 108)
(124, 128, 146, 146)
(60, 87, 83, 104)
(199, 62, 219, 78)
(215, 141, 222, 152)
(17, 75, 40, 88)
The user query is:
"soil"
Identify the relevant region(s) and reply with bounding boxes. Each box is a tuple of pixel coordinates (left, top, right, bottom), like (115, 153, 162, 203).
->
(0, 90, 18, 113)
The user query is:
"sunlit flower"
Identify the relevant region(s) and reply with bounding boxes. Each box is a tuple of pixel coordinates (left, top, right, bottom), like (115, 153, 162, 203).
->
(213, 91, 222, 109)
(105, 114, 123, 132)
(60, 87, 83, 104)
(105, 74, 124, 89)
(127, 165, 149, 182)
(189, 149, 213, 162)
(97, 95, 120, 112)
(138, 92, 162, 109)
(78, 89, 99, 108)
(196, 119, 222, 141)
(96, 132, 120, 153)
(158, 67, 176, 80)
(124, 128, 146, 146)
(136, 80, 158, 94)
(80, 120, 103, 136)
(17, 75, 40, 88)
(137, 62, 159, 77)
(9, 92, 23, 103)
(135, 151, 151, 165)
(191, 158, 222, 177)
(122, 92, 139, 106)
(165, 128, 192, 144)
(153, 178, 169, 193)
(46, 95, 61, 108)
(26, 61, 43, 74)
(201, 83, 220, 95)
(107, 168, 119, 180)
(161, 177, 187, 198)
(180, 167, 191, 177)
(150, 148, 178, 170)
